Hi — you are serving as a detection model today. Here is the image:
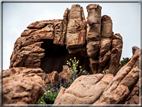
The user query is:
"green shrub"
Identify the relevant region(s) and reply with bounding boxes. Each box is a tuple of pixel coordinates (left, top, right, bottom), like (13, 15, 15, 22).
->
(36, 57, 89, 104)
(36, 90, 58, 104)
(66, 57, 89, 84)
(120, 57, 131, 67)
(102, 69, 109, 75)
(36, 76, 69, 104)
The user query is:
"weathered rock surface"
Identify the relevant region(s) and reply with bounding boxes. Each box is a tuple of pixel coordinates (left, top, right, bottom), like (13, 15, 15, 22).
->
(10, 20, 57, 68)
(125, 77, 141, 104)
(45, 71, 59, 85)
(86, 4, 102, 24)
(54, 48, 141, 105)
(97, 15, 112, 73)
(10, 42, 45, 68)
(54, 74, 114, 104)
(2, 67, 46, 104)
(86, 4, 123, 74)
(44, 65, 72, 85)
(94, 49, 141, 104)
(4, 3, 139, 105)
(9, 3, 123, 76)
(86, 4, 101, 60)
(124, 46, 142, 105)
(108, 33, 123, 74)
(66, 4, 86, 49)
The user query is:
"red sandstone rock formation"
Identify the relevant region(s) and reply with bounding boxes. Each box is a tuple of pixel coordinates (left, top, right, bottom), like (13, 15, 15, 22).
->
(2, 67, 46, 104)
(66, 4, 86, 49)
(54, 48, 141, 105)
(86, 4, 123, 74)
(2, 4, 139, 105)
(9, 3, 123, 76)
(54, 74, 113, 104)
(125, 77, 141, 104)
(94, 49, 141, 104)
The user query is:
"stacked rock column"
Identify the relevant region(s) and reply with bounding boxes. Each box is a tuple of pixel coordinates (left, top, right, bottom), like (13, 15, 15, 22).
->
(86, 4, 102, 74)
(108, 33, 123, 74)
(86, 4, 123, 75)
(60, 8, 69, 46)
(53, 19, 63, 45)
(97, 15, 113, 73)
(66, 4, 86, 52)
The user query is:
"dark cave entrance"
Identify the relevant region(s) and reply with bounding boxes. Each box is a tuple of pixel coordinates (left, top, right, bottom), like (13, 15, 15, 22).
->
(40, 39, 90, 74)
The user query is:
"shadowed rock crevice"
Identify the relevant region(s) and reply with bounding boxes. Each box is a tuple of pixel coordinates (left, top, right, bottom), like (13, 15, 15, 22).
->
(40, 39, 68, 74)
(40, 39, 90, 74)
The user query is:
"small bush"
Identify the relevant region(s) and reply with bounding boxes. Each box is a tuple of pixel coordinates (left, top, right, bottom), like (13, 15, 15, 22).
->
(36, 57, 89, 104)
(66, 57, 89, 84)
(120, 57, 131, 67)
(36, 76, 69, 104)
(36, 90, 58, 104)
(102, 69, 109, 75)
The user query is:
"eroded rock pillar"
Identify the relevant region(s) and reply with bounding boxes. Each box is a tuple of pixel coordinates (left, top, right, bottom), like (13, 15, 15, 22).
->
(98, 15, 112, 73)
(66, 4, 86, 52)
(86, 4, 102, 74)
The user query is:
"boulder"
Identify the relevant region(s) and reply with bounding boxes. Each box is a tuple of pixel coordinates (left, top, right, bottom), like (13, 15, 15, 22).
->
(59, 65, 72, 82)
(132, 46, 139, 55)
(101, 15, 113, 38)
(44, 65, 72, 85)
(54, 74, 113, 104)
(45, 71, 59, 85)
(2, 67, 46, 104)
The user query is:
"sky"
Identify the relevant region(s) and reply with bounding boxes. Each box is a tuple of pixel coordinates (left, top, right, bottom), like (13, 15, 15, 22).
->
(2, 2, 141, 70)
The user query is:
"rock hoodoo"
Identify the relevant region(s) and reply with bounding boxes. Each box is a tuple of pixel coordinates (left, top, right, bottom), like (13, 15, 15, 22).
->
(2, 4, 141, 105)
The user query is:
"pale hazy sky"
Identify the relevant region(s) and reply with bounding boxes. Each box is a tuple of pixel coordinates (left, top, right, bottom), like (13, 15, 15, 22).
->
(2, 2, 141, 70)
